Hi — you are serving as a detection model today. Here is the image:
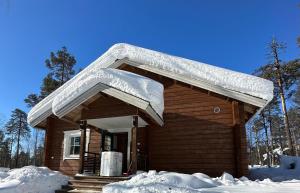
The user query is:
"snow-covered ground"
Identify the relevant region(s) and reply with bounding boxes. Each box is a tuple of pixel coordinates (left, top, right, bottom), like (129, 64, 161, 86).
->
(103, 170, 300, 193)
(103, 155, 300, 193)
(0, 166, 68, 193)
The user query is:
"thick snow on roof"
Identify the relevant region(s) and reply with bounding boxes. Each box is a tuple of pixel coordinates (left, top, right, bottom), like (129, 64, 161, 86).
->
(28, 43, 273, 127)
(53, 68, 164, 117)
(108, 43, 273, 101)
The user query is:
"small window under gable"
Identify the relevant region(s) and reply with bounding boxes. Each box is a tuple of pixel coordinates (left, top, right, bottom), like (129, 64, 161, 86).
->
(63, 129, 90, 160)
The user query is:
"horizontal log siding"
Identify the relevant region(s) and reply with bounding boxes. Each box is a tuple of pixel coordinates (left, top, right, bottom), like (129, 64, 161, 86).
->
(45, 118, 101, 176)
(149, 83, 235, 176)
(121, 66, 247, 177)
(81, 96, 138, 120)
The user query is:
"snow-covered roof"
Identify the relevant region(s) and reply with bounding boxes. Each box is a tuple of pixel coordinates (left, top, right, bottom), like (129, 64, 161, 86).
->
(28, 68, 164, 127)
(28, 43, 273, 127)
(53, 68, 164, 125)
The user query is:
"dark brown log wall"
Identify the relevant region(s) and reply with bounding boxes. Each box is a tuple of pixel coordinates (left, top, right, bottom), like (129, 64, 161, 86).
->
(44, 65, 249, 177)
(122, 66, 248, 177)
(45, 118, 101, 176)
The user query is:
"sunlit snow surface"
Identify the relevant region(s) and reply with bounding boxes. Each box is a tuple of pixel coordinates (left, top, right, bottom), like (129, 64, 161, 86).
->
(106, 43, 273, 101)
(28, 43, 273, 127)
(0, 166, 68, 193)
(103, 167, 300, 193)
(53, 68, 164, 117)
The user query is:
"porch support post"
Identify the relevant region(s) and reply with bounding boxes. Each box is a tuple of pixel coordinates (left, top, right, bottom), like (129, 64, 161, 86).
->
(131, 115, 138, 174)
(232, 101, 248, 177)
(79, 120, 87, 174)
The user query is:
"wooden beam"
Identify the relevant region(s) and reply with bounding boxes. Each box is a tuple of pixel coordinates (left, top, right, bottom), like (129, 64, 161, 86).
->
(244, 104, 255, 114)
(232, 101, 241, 126)
(61, 117, 78, 125)
(131, 115, 138, 174)
(232, 101, 248, 177)
(80, 104, 90, 110)
(79, 120, 87, 174)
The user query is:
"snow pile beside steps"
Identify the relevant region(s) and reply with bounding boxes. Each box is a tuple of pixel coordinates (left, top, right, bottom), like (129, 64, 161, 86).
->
(0, 166, 68, 193)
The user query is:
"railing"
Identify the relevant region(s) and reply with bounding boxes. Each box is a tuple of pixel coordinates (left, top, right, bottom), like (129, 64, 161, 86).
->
(83, 152, 101, 175)
(137, 153, 148, 171)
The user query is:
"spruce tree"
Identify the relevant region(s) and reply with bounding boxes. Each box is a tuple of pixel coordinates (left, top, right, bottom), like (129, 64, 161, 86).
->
(4, 109, 30, 168)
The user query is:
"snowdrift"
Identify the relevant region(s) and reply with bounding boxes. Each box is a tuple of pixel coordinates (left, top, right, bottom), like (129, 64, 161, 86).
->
(0, 166, 68, 193)
(103, 169, 300, 193)
(250, 155, 300, 181)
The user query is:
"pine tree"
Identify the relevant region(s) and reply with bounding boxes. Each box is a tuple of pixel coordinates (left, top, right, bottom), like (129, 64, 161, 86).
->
(24, 46, 77, 107)
(45, 46, 76, 86)
(294, 83, 300, 109)
(254, 38, 300, 155)
(4, 109, 30, 168)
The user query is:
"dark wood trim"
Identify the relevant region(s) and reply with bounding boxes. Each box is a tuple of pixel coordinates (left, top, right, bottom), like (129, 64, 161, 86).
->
(79, 120, 87, 174)
(131, 115, 138, 174)
(232, 101, 246, 177)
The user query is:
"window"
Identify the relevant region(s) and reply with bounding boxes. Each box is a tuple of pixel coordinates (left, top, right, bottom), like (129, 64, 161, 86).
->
(70, 136, 81, 155)
(63, 129, 90, 160)
(104, 135, 112, 151)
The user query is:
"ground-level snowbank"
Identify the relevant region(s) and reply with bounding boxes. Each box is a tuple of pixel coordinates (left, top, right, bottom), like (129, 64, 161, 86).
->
(0, 166, 68, 193)
(103, 170, 300, 193)
(249, 155, 300, 181)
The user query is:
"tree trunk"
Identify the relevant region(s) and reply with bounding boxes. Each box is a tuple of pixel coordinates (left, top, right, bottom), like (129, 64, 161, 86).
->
(268, 110, 275, 165)
(255, 129, 262, 165)
(249, 129, 253, 167)
(61, 64, 65, 85)
(262, 113, 270, 167)
(9, 138, 13, 168)
(15, 122, 21, 168)
(33, 129, 38, 165)
(273, 46, 295, 155)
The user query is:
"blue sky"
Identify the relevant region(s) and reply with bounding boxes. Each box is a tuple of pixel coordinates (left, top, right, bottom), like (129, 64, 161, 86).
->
(0, 0, 299, 122)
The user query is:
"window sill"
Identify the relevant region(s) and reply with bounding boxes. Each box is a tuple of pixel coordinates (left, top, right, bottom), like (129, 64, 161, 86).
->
(63, 157, 80, 160)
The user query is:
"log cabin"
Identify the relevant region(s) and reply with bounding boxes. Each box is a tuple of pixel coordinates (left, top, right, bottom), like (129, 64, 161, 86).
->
(28, 43, 273, 178)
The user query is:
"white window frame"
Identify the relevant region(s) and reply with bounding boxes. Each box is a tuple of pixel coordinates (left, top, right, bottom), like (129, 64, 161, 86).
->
(63, 129, 90, 160)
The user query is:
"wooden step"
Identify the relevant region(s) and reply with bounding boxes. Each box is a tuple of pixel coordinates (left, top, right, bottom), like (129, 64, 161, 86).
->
(69, 179, 111, 185)
(55, 175, 130, 193)
(63, 184, 102, 191)
(73, 175, 130, 181)
(55, 189, 101, 193)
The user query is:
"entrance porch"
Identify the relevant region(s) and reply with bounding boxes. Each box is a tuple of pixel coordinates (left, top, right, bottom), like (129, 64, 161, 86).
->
(79, 115, 149, 176)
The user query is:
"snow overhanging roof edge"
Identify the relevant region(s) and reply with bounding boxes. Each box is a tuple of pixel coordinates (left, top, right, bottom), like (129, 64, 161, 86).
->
(28, 43, 273, 127)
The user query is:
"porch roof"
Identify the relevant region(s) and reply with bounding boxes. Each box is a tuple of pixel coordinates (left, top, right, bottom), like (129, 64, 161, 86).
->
(28, 68, 164, 127)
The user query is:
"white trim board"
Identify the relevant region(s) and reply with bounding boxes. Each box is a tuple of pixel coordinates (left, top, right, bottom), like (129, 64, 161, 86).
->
(63, 129, 90, 160)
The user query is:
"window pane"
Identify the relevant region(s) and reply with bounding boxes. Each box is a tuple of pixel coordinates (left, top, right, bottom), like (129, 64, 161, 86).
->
(75, 137, 80, 145)
(104, 136, 111, 151)
(70, 137, 74, 146)
(74, 146, 80, 154)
